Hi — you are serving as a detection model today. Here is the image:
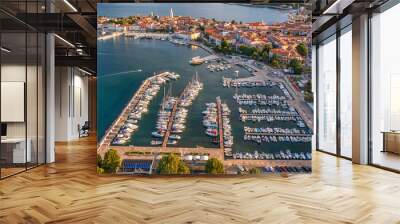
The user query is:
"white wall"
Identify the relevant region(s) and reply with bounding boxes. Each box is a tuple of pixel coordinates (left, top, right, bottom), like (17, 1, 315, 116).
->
(54, 67, 89, 141)
(0, 65, 41, 138)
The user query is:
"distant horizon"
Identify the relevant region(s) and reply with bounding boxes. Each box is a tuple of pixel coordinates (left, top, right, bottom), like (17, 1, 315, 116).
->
(98, 3, 292, 24)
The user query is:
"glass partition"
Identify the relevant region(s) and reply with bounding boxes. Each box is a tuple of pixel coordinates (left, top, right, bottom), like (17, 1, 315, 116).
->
(0, 1, 46, 179)
(1, 31, 28, 177)
(317, 35, 337, 154)
(27, 31, 38, 169)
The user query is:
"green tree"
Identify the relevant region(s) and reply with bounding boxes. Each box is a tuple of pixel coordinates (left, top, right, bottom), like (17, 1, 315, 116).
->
(304, 92, 313, 102)
(97, 154, 103, 167)
(249, 167, 262, 174)
(303, 80, 313, 102)
(270, 54, 282, 68)
(199, 25, 205, 32)
(221, 39, 228, 48)
(216, 40, 233, 55)
(97, 154, 104, 174)
(252, 51, 259, 60)
(289, 59, 303, 75)
(296, 43, 308, 57)
(157, 154, 190, 174)
(304, 80, 312, 93)
(97, 166, 105, 174)
(205, 158, 224, 174)
(239, 45, 256, 57)
(178, 161, 191, 174)
(96, 154, 104, 171)
(261, 43, 272, 58)
(102, 149, 121, 173)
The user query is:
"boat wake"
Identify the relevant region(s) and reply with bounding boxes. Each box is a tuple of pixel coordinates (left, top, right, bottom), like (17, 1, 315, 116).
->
(101, 69, 143, 78)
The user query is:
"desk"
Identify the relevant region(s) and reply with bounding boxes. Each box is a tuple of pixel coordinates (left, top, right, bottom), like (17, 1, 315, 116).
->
(1, 138, 31, 163)
(382, 131, 400, 154)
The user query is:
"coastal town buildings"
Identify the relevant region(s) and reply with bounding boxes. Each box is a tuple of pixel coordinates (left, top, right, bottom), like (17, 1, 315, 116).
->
(97, 10, 311, 65)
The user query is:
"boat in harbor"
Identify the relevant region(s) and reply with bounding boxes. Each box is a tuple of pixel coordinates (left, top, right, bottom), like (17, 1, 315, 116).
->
(171, 128, 184, 133)
(126, 119, 138, 124)
(151, 131, 165, 138)
(190, 56, 204, 65)
(203, 120, 218, 128)
(167, 140, 178, 145)
(206, 128, 218, 137)
(150, 140, 163, 145)
(169, 134, 181, 140)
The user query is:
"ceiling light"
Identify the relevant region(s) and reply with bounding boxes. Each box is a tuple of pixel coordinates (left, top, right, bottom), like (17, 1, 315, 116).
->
(1, 47, 11, 53)
(63, 0, 78, 12)
(54, 34, 75, 48)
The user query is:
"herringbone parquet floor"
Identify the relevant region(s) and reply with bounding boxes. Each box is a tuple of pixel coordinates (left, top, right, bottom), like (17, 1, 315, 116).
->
(1, 135, 400, 224)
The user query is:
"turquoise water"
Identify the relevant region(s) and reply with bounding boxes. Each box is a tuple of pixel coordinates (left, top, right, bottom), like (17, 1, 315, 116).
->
(98, 38, 311, 154)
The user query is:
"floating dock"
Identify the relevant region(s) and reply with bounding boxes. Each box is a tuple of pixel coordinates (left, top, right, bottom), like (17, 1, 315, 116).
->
(162, 100, 179, 148)
(216, 97, 224, 150)
(161, 83, 191, 147)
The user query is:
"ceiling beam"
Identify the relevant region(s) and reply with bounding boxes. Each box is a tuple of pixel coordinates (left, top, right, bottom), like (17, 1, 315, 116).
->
(55, 55, 96, 72)
(67, 13, 97, 46)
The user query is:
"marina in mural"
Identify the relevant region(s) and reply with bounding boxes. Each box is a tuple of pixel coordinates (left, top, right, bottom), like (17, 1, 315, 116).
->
(97, 3, 313, 175)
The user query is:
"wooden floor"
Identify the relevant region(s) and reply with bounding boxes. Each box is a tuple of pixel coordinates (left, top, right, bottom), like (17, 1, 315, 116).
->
(1, 136, 400, 224)
(372, 151, 400, 171)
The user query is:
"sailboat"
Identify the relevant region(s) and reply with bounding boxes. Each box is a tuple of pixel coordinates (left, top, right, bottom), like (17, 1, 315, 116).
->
(194, 71, 203, 89)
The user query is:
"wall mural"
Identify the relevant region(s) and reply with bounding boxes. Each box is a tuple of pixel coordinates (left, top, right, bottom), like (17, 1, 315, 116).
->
(97, 3, 313, 175)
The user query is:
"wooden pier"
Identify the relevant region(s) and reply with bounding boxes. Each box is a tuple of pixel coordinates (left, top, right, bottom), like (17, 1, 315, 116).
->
(162, 99, 179, 148)
(98, 79, 150, 155)
(161, 83, 190, 147)
(216, 97, 224, 150)
(98, 72, 172, 156)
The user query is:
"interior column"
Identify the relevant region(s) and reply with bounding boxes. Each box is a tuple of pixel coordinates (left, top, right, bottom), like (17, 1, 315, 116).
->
(352, 14, 369, 164)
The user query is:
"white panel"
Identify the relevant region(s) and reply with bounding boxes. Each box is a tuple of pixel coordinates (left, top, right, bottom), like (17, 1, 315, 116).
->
(390, 74, 400, 130)
(1, 82, 25, 122)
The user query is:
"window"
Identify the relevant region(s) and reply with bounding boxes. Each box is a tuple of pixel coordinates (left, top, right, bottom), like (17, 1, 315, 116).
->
(317, 35, 337, 154)
(370, 3, 400, 171)
(339, 26, 352, 158)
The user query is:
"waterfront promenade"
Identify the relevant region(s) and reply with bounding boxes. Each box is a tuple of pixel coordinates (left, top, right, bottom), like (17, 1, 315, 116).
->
(111, 146, 224, 160)
(125, 32, 170, 39)
(97, 32, 124, 40)
(106, 145, 310, 169)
